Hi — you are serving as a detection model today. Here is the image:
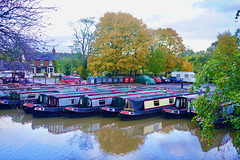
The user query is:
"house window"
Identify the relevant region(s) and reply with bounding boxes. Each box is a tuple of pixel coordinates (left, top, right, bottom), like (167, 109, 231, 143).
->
(40, 60, 43, 66)
(154, 100, 159, 106)
(49, 60, 53, 66)
(32, 67, 36, 73)
(47, 67, 54, 73)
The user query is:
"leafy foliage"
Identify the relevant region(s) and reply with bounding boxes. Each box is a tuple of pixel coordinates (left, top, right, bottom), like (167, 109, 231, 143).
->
(191, 31, 240, 149)
(88, 12, 151, 76)
(147, 49, 165, 75)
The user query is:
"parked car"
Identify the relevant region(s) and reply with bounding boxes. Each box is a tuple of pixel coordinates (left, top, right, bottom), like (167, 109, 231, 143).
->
(61, 75, 82, 84)
(160, 76, 170, 83)
(135, 75, 156, 85)
(168, 76, 182, 83)
(153, 77, 162, 84)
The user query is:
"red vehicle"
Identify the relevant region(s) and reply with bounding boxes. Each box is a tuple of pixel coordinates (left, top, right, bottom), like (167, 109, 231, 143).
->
(61, 76, 81, 84)
(153, 77, 162, 84)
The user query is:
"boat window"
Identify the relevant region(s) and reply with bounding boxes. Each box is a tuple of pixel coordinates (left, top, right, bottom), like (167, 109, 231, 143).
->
(87, 99, 91, 107)
(176, 99, 180, 107)
(169, 98, 174, 104)
(188, 101, 191, 108)
(99, 99, 106, 105)
(27, 94, 35, 99)
(154, 100, 159, 106)
(68, 99, 76, 104)
(79, 98, 83, 105)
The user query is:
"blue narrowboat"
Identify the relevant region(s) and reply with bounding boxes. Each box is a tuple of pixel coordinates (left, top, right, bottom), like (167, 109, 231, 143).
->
(101, 90, 186, 117)
(118, 92, 193, 121)
(162, 94, 200, 119)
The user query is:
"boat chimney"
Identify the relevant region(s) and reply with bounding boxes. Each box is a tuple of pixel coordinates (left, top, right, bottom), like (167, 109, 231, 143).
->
(52, 47, 56, 56)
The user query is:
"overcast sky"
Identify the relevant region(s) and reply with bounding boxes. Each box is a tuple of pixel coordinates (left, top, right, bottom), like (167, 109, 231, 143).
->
(42, 0, 240, 53)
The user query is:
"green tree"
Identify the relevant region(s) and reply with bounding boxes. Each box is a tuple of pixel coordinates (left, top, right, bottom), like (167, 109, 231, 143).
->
(64, 59, 72, 75)
(147, 49, 165, 76)
(191, 31, 240, 148)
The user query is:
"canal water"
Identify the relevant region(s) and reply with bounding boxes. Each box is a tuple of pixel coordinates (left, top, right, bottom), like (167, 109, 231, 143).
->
(0, 109, 238, 160)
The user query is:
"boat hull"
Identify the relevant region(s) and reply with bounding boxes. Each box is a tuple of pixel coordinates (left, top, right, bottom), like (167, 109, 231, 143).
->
(162, 108, 188, 119)
(32, 107, 65, 118)
(101, 107, 122, 117)
(0, 99, 37, 110)
(119, 109, 162, 121)
(64, 107, 101, 118)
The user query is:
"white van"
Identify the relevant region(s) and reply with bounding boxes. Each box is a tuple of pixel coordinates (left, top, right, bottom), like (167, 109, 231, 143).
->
(171, 72, 196, 83)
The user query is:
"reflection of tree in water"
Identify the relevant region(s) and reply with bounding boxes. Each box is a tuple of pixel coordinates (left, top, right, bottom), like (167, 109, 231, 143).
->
(94, 128, 145, 155)
(67, 132, 94, 151)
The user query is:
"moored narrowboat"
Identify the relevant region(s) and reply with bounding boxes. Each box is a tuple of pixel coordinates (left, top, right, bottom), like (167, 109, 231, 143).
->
(64, 89, 168, 118)
(0, 89, 59, 109)
(23, 89, 120, 114)
(31, 88, 159, 118)
(162, 94, 200, 119)
(101, 90, 186, 117)
(118, 92, 192, 121)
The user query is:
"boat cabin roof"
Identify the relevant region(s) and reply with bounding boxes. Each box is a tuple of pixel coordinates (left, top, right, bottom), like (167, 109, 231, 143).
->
(178, 94, 199, 100)
(80, 89, 175, 100)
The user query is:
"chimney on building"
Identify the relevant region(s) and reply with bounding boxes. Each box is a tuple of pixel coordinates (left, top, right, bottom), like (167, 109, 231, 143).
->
(52, 47, 56, 56)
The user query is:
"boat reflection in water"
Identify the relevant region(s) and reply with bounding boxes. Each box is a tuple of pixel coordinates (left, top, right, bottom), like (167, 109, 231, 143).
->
(0, 110, 238, 160)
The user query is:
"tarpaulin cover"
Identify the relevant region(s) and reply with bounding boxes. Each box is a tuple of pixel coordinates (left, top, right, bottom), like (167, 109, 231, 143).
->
(111, 97, 125, 108)
(135, 76, 156, 85)
(129, 98, 144, 112)
(79, 97, 92, 108)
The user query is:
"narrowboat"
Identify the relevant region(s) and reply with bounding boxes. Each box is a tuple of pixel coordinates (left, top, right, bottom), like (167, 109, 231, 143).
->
(196, 102, 237, 129)
(187, 92, 213, 119)
(118, 92, 192, 121)
(23, 88, 148, 114)
(0, 89, 59, 109)
(162, 94, 200, 119)
(31, 88, 158, 118)
(101, 90, 186, 117)
(64, 89, 168, 118)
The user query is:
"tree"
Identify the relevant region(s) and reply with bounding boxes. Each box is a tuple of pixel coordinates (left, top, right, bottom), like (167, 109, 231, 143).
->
(181, 58, 193, 72)
(150, 28, 185, 54)
(191, 31, 240, 148)
(88, 12, 151, 76)
(150, 28, 185, 76)
(0, 0, 56, 62)
(147, 49, 165, 76)
(69, 17, 95, 73)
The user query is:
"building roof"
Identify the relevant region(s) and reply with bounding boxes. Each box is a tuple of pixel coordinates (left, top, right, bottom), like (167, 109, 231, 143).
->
(0, 60, 32, 71)
(26, 53, 57, 61)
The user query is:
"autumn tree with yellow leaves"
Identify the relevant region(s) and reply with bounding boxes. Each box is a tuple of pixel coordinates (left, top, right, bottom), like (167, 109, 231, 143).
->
(87, 12, 151, 76)
(149, 28, 187, 75)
